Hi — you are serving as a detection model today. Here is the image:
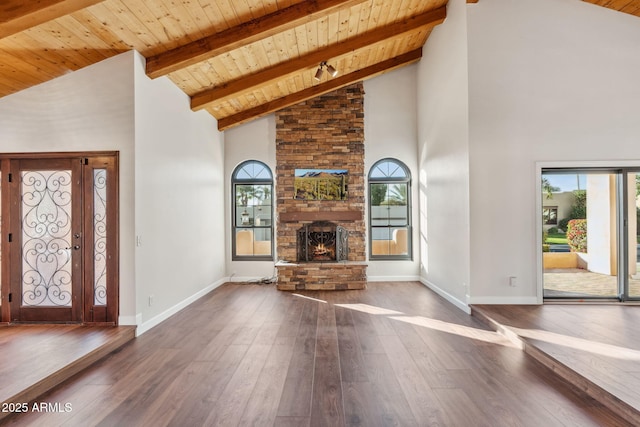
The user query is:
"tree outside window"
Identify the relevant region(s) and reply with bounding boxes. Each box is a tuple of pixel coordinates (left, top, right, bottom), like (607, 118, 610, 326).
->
(543, 207, 558, 225)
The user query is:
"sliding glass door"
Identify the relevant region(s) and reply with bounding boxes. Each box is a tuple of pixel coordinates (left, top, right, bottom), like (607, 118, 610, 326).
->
(542, 168, 640, 301)
(628, 172, 640, 299)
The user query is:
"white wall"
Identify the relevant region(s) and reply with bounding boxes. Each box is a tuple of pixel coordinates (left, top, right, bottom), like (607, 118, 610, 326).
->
(467, 0, 640, 303)
(364, 65, 421, 280)
(585, 175, 615, 276)
(0, 50, 226, 331)
(133, 52, 225, 333)
(223, 115, 277, 281)
(416, 0, 471, 311)
(0, 52, 137, 323)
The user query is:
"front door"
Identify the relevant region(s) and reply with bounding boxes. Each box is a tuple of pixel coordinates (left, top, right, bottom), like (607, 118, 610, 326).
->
(0, 153, 118, 323)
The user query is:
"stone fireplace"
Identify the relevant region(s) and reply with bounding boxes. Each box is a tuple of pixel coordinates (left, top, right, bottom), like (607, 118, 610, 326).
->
(297, 222, 348, 262)
(275, 83, 367, 291)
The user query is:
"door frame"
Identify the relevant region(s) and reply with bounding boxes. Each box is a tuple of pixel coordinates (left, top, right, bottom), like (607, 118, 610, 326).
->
(0, 151, 119, 324)
(537, 161, 640, 303)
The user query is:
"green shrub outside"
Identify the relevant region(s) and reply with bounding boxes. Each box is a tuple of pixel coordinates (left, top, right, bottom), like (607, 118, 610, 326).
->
(558, 218, 570, 232)
(558, 189, 587, 232)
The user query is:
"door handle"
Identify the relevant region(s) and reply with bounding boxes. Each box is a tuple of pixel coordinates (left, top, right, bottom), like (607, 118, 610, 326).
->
(65, 245, 81, 250)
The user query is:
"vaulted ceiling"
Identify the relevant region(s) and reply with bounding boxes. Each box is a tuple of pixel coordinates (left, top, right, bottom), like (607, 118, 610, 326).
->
(1, 0, 639, 131)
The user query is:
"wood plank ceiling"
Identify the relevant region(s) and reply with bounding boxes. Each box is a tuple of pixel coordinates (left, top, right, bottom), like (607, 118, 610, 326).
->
(1, 0, 639, 131)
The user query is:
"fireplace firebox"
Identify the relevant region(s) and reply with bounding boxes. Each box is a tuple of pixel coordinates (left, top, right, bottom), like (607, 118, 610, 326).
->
(297, 221, 348, 262)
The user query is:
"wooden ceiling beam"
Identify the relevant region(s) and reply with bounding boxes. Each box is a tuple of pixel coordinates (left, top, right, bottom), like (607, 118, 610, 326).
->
(146, 0, 369, 79)
(191, 6, 446, 112)
(0, 0, 104, 39)
(217, 48, 423, 132)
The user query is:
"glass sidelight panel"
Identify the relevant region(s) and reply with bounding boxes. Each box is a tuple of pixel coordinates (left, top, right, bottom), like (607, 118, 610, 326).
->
(21, 170, 73, 306)
(93, 169, 107, 306)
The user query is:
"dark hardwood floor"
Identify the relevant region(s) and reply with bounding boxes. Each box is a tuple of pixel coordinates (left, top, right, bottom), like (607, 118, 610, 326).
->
(4, 282, 632, 426)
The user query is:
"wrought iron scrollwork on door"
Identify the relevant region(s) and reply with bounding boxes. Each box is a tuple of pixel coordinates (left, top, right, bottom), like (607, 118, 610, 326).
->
(21, 170, 73, 307)
(93, 169, 107, 306)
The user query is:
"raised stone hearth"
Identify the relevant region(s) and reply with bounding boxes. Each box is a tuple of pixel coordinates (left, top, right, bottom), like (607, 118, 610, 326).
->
(275, 261, 367, 291)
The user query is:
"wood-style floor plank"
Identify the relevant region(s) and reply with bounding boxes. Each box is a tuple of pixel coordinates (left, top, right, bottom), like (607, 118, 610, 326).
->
(361, 353, 418, 426)
(275, 299, 318, 418)
(238, 338, 296, 426)
(3, 282, 636, 426)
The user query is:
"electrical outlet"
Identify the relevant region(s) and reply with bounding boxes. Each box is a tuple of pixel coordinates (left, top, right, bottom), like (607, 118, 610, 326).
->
(148, 295, 154, 306)
(509, 276, 517, 287)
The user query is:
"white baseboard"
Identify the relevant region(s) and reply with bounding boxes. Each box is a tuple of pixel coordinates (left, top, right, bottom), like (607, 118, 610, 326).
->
(136, 278, 227, 336)
(467, 296, 540, 305)
(119, 313, 142, 326)
(419, 278, 471, 314)
(367, 275, 421, 282)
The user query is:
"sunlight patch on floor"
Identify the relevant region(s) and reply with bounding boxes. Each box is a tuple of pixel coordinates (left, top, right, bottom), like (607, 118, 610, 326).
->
(334, 303, 403, 315)
(334, 303, 520, 348)
(512, 327, 640, 361)
(292, 293, 327, 303)
(391, 315, 522, 348)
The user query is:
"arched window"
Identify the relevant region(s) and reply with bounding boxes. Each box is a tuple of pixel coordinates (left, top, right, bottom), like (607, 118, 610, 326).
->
(232, 160, 273, 260)
(368, 158, 412, 260)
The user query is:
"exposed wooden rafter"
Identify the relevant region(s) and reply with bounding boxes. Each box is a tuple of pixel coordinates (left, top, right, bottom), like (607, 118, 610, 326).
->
(191, 7, 446, 112)
(1, 0, 640, 131)
(0, 0, 104, 39)
(217, 48, 423, 131)
(145, 0, 369, 79)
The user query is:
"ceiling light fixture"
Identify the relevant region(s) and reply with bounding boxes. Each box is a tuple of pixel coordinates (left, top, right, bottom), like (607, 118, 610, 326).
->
(314, 61, 338, 81)
(326, 63, 338, 77)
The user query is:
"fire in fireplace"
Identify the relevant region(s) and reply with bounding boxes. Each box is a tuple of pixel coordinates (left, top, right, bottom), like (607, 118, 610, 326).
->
(297, 221, 348, 262)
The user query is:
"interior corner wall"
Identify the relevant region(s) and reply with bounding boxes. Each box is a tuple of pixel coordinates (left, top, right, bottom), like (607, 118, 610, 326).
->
(467, 0, 640, 303)
(223, 115, 277, 281)
(133, 52, 225, 331)
(416, 0, 471, 310)
(364, 65, 421, 280)
(0, 51, 137, 323)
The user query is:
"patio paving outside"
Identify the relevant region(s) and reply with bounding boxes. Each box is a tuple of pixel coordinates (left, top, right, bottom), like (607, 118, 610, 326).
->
(544, 268, 640, 298)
